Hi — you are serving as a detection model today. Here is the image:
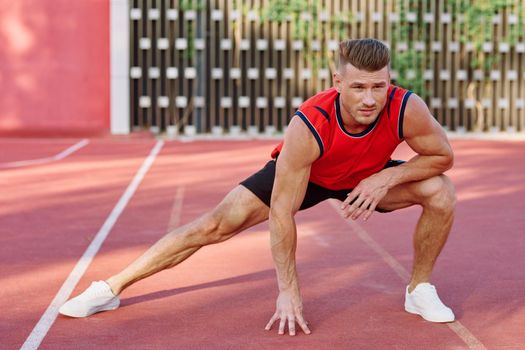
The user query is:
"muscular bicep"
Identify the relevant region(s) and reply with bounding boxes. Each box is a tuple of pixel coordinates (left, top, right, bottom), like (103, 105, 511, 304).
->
(270, 116, 320, 213)
(403, 94, 453, 162)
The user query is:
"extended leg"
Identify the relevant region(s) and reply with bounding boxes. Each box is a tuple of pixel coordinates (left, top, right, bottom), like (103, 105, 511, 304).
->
(107, 185, 270, 294)
(59, 186, 269, 317)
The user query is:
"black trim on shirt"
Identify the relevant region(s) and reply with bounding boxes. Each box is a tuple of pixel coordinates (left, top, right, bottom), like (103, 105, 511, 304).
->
(387, 87, 398, 119)
(295, 111, 324, 157)
(335, 94, 380, 138)
(398, 91, 413, 140)
(314, 106, 331, 123)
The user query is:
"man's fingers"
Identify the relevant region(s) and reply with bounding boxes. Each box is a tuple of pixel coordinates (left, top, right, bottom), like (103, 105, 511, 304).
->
(288, 317, 296, 336)
(353, 198, 372, 219)
(296, 314, 311, 335)
(352, 207, 365, 220)
(278, 317, 286, 335)
(364, 201, 379, 221)
(341, 189, 359, 209)
(345, 195, 366, 218)
(265, 313, 278, 331)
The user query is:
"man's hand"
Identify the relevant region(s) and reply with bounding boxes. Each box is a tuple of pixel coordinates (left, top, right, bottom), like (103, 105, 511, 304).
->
(265, 289, 311, 336)
(341, 171, 391, 221)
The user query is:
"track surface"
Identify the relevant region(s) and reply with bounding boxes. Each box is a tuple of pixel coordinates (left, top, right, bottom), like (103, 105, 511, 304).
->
(1, 137, 524, 349)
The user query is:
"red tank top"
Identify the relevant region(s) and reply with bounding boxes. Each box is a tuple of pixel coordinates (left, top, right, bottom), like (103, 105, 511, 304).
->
(271, 85, 413, 190)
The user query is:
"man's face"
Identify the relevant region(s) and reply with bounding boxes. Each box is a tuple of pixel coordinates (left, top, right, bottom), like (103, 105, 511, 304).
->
(333, 64, 390, 127)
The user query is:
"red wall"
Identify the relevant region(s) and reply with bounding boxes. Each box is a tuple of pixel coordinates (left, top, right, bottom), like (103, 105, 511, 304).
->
(0, 0, 110, 136)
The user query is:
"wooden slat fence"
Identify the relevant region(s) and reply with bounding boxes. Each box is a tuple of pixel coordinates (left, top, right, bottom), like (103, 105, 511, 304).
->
(129, 0, 525, 135)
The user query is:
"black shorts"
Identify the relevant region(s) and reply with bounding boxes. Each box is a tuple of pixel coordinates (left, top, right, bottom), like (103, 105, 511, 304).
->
(240, 159, 405, 212)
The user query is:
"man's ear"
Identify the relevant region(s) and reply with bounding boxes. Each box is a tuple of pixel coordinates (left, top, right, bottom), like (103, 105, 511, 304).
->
(333, 71, 342, 93)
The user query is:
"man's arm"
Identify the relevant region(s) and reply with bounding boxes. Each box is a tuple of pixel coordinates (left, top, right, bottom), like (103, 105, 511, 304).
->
(264, 116, 319, 336)
(342, 93, 454, 220)
(381, 93, 454, 186)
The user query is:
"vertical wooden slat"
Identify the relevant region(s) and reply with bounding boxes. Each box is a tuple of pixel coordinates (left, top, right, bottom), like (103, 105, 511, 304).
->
(229, 0, 240, 133)
(304, 0, 310, 99)
(381, 0, 389, 43)
(153, 0, 162, 131)
(284, 6, 292, 130)
(515, 0, 525, 132)
(165, 0, 175, 132)
(139, 0, 147, 128)
(508, 2, 516, 132)
(259, 0, 270, 133)
(191, 1, 198, 133)
(444, 1, 452, 130)
(247, 0, 256, 133)
(240, 1, 248, 131)
(493, 8, 502, 131)
(348, 0, 355, 38)
(383, 0, 390, 67)
(268, 1, 278, 132)
(516, 0, 525, 132)
(221, 0, 228, 133)
(290, 6, 300, 124)
(222, 0, 232, 133)
(274, 11, 285, 131)
(317, 0, 323, 93)
(194, 0, 206, 133)
(176, 1, 185, 132)
(371, 0, 376, 39)
(454, 0, 465, 132)
(462, 0, 472, 131)
(213, 0, 223, 134)
(159, 0, 166, 131)
(147, 0, 156, 130)
(431, 0, 441, 124)
(281, 6, 288, 128)
(501, 6, 510, 131)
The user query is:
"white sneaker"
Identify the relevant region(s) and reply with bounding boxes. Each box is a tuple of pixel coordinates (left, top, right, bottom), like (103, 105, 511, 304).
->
(404, 283, 455, 323)
(59, 281, 120, 318)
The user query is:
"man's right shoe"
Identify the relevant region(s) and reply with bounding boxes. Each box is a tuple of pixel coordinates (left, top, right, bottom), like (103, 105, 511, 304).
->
(59, 281, 120, 318)
(404, 283, 455, 323)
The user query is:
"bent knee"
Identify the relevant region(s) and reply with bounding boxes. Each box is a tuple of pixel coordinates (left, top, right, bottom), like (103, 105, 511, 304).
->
(194, 208, 242, 244)
(418, 175, 456, 212)
(185, 211, 224, 245)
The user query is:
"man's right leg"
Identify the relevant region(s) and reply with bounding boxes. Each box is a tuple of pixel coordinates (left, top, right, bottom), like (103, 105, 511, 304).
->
(107, 185, 270, 295)
(59, 185, 269, 317)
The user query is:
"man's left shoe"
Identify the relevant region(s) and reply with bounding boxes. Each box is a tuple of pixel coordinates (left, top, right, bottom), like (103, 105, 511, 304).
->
(59, 281, 120, 318)
(404, 283, 455, 323)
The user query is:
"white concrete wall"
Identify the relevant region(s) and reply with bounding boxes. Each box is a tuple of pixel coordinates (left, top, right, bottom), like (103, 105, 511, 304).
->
(110, 0, 130, 134)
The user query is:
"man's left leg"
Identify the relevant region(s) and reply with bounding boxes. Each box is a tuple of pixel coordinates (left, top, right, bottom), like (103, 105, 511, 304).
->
(377, 174, 456, 322)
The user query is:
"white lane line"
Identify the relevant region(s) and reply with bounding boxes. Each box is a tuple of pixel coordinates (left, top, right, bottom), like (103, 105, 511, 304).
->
(0, 139, 90, 169)
(447, 322, 488, 350)
(300, 227, 330, 248)
(168, 186, 185, 231)
(53, 139, 90, 160)
(20, 140, 164, 350)
(327, 199, 487, 350)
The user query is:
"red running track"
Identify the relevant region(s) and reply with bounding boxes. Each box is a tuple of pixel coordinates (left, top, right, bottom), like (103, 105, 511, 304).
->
(1, 137, 524, 349)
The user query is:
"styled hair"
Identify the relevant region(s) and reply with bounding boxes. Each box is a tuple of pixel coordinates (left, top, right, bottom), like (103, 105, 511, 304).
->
(337, 38, 390, 72)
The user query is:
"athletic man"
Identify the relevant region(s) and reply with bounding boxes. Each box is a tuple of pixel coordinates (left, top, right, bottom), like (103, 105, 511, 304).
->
(60, 38, 456, 335)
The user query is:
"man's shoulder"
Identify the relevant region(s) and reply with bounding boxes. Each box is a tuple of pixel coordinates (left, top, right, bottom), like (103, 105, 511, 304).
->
(387, 84, 411, 101)
(383, 85, 413, 118)
(297, 88, 337, 126)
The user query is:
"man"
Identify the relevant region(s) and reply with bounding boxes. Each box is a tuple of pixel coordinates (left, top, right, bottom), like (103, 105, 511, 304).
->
(60, 38, 456, 335)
